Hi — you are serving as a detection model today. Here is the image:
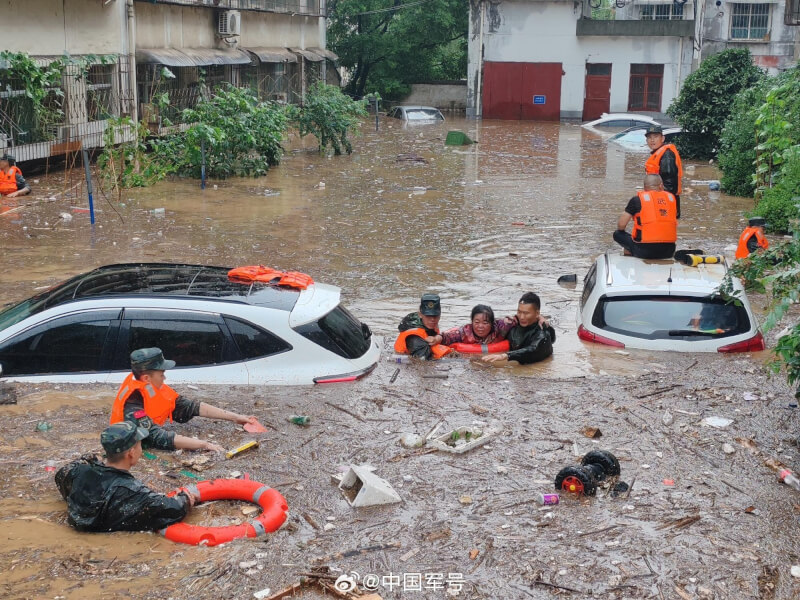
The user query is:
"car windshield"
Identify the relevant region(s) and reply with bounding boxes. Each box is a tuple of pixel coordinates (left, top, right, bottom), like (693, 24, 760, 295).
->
(593, 295, 750, 340)
(406, 109, 443, 121)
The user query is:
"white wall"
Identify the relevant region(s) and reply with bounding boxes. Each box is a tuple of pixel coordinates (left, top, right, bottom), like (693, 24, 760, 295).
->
(468, 1, 693, 119)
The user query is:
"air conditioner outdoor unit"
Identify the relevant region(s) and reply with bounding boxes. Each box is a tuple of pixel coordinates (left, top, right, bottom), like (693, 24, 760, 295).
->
(218, 10, 241, 36)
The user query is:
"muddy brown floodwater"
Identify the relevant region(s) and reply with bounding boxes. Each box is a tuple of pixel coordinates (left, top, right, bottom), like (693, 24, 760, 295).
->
(1, 119, 799, 599)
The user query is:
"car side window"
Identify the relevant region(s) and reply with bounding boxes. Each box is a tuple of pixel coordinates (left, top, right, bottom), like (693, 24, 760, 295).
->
(581, 264, 598, 308)
(0, 317, 112, 375)
(224, 317, 291, 359)
(128, 319, 226, 367)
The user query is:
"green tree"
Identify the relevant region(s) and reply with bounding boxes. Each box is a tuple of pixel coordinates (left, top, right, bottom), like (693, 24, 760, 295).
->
(289, 82, 368, 155)
(176, 85, 288, 178)
(718, 80, 770, 197)
(328, 0, 468, 99)
(667, 49, 764, 159)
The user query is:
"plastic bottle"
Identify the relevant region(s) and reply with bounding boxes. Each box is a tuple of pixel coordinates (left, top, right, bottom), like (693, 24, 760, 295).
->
(43, 460, 57, 472)
(536, 493, 560, 506)
(288, 415, 310, 426)
(385, 355, 411, 364)
(779, 469, 800, 491)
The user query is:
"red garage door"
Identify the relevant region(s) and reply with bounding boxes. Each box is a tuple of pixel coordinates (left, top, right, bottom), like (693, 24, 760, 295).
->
(483, 62, 562, 120)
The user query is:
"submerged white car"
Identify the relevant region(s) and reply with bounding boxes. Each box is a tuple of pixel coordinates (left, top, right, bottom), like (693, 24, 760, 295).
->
(0, 264, 380, 385)
(581, 113, 660, 136)
(577, 254, 764, 353)
(608, 125, 683, 152)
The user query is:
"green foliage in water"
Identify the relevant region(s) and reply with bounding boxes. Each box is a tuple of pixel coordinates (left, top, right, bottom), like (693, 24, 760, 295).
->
(752, 149, 800, 233)
(718, 81, 770, 198)
(288, 82, 367, 155)
(667, 49, 764, 160)
(176, 85, 288, 178)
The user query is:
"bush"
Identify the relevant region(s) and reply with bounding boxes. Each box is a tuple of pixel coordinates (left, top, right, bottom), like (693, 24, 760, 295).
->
(718, 81, 770, 197)
(175, 85, 288, 178)
(289, 82, 367, 155)
(667, 49, 764, 159)
(752, 149, 800, 233)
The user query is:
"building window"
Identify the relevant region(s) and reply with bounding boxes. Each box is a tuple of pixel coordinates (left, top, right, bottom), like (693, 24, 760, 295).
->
(628, 64, 664, 112)
(640, 3, 684, 20)
(730, 3, 770, 39)
(86, 64, 116, 121)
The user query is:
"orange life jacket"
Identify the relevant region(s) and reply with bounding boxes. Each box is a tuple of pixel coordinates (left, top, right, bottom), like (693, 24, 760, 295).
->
(631, 190, 678, 244)
(0, 168, 18, 195)
(394, 328, 453, 359)
(110, 372, 180, 426)
(645, 143, 683, 195)
(735, 227, 769, 259)
(228, 265, 314, 290)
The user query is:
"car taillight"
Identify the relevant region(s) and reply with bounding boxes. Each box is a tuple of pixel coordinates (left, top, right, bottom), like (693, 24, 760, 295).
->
(577, 325, 625, 348)
(717, 331, 765, 353)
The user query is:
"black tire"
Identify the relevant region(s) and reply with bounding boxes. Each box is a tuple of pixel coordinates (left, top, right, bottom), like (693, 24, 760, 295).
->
(582, 450, 621, 479)
(554, 466, 597, 496)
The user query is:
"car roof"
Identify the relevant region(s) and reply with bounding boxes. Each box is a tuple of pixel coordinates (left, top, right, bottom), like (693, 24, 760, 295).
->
(397, 105, 440, 110)
(29, 263, 302, 312)
(601, 254, 730, 293)
(584, 113, 659, 126)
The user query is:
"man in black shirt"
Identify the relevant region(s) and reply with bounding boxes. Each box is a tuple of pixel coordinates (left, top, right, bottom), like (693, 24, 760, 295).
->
(613, 174, 677, 260)
(55, 422, 199, 532)
(482, 292, 555, 365)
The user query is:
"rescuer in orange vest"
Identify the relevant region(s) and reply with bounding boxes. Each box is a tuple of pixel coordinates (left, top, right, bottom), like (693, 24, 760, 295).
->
(110, 348, 259, 453)
(395, 294, 453, 360)
(613, 174, 678, 259)
(735, 217, 769, 259)
(0, 154, 31, 198)
(644, 125, 682, 218)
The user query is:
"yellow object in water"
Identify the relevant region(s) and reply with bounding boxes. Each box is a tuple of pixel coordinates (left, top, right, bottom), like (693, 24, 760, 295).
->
(225, 440, 259, 459)
(683, 254, 724, 267)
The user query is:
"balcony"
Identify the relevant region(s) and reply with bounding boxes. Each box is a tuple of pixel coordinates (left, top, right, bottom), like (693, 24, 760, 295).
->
(576, 18, 694, 36)
(137, 0, 324, 17)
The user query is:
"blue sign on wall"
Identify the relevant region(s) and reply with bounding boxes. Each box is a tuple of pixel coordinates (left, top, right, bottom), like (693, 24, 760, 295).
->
(533, 95, 546, 105)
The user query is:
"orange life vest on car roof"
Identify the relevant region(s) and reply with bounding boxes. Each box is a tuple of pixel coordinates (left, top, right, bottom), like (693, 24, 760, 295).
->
(735, 227, 769, 259)
(394, 328, 453, 359)
(0, 169, 18, 195)
(228, 265, 314, 290)
(110, 372, 180, 426)
(631, 190, 678, 244)
(645, 143, 683, 195)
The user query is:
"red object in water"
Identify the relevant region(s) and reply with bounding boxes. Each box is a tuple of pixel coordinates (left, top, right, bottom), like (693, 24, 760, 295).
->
(663, 479, 675, 486)
(577, 325, 625, 348)
(717, 331, 765, 353)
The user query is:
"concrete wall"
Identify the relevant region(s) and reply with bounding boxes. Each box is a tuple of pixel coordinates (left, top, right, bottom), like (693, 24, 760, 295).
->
(402, 83, 467, 110)
(468, 0, 693, 119)
(135, 4, 322, 50)
(699, 0, 797, 73)
(2, 0, 126, 55)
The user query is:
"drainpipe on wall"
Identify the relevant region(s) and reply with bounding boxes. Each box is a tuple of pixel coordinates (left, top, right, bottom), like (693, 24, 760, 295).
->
(692, 0, 706, 70)
(475, 0, 485, 118)
(126, 0, 139, 122)
(675, 34, 684, 100)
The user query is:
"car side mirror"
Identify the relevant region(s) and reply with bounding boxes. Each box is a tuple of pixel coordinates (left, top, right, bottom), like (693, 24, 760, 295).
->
(0, 362, 4, 377)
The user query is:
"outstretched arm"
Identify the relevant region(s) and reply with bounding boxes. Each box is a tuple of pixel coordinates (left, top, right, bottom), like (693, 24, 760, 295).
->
(199, 402, 256, 426)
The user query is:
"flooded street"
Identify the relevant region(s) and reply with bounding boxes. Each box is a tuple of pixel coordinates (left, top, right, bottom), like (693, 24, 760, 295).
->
(1, 119, 799, 599)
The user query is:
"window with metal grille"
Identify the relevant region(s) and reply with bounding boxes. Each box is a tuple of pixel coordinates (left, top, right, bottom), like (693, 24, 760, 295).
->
(641, 3, 684, 20)
(731, 3, 770, 39)
(628, 64, 664, 112)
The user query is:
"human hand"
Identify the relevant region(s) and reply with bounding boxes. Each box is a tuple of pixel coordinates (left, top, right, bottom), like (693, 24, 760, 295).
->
(203, 441, 225, 453)
(481, 353, 508, 363)
(537, 315, 549, 328)
(425, 335, 442, 345)
(5, 191, 19, 198)
(179, 489, 197, 508)
(235, 414, 258, 426)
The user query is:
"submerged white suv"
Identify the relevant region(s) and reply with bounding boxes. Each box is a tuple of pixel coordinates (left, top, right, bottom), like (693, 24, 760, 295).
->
(577, 254, 764, 353)
(0, 264, 380, 385)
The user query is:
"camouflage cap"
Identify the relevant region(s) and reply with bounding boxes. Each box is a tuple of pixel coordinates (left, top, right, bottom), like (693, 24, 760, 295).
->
(101, 421, 149, 454)
(130, 347, 176, 373)
(419, 293, 441, 316)
(645, 124, 664, 135)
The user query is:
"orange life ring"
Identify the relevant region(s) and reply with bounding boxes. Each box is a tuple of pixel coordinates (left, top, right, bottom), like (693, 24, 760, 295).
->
(228, 265, 314, 290)
(450, 340, 510, 354)
(162, 478, 288, 546)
